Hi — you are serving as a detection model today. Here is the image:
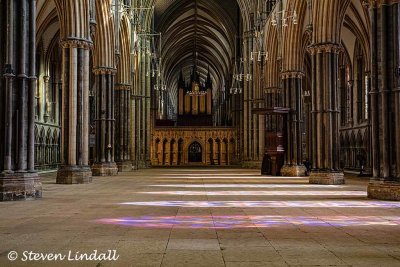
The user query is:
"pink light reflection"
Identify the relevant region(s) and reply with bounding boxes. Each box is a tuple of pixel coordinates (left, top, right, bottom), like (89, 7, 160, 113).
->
(120, 200, 400, 208)
(155, 175, 306, 179)
(158, 174, 260, 176)
(96, 215, 400, 229)
(151, 184, 345, 188)
(139, 190, 366, 196)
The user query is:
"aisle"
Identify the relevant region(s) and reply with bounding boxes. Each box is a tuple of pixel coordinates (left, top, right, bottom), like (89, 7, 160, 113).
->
(0, 168, 400, 267)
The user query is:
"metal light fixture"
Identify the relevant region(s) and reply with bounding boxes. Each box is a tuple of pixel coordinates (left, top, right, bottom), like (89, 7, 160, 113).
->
(271, 8, 298, 27)
(110, 0, 154, 32)
(230, 35, 253, 95)
(154, 82, 167, 91)
(110, 0, 158, 60)
(233, 58, 253, 82)
(252, 1, 276, 64)
(230, 59, 243, 95)
(251, 51, 269, 62)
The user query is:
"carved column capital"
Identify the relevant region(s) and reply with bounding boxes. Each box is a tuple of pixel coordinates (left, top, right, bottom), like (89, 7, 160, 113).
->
(3, 73, 15, 80)
(92, 67, 117, 75)
(281, 71, 305, 79)
(307, 43, 343, 55)
(243, 30, 255, 40)
(366, 0, 399, 8)
(3, 64, 15, 76)
(60, 38, 93, 50)
(115, 83, 132, 91)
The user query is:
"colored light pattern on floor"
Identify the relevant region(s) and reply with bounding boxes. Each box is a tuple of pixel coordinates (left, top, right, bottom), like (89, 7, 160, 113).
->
(120, 200, 400, 208)
(97, 215, 400, 229)
(151, 184, 345, 188)
(155, 176, 308, 180)
(156, 175, 305, 179)
(139, 190, 366, 196)
(156, 180, 308, 184)
(159, 174, 261, 176)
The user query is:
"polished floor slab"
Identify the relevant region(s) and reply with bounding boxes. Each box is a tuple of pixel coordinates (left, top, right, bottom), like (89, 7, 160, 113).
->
(0, 168, 400, 267)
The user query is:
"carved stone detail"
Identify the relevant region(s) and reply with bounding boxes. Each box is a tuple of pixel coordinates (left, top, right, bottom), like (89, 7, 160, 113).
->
(151, 128, 237, 166)
(60, 39, 94, 50)
(307, 43, 343, 55)
(281, 71, 305, 79)
(92, 67, 117, 75)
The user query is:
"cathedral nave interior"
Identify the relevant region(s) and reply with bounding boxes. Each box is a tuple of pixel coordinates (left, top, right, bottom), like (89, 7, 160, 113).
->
(0, 0, 399, 266)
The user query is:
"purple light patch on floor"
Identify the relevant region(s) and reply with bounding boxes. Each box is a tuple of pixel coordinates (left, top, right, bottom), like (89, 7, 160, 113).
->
(139, 190, 367, 196)
(150, 184, 345, 188)
(96, 215, 400, 229)
(119, 200, 400, 208)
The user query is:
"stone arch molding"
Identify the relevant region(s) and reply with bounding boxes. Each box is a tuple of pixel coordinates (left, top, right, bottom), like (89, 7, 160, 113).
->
(34, 0, 372, 175)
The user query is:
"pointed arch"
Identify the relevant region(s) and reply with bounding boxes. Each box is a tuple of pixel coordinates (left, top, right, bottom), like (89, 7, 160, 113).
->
(93, 0, 115, 69)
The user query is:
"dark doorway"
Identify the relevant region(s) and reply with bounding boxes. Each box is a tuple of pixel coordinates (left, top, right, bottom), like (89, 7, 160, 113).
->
(188, 142, 202, 163)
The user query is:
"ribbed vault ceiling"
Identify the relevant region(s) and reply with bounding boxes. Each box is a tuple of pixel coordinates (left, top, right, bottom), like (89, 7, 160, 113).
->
(154, 0, 240, 109)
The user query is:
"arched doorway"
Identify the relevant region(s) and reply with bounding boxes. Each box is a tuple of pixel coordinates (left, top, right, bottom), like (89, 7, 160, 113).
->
(188, 142, 202, 163)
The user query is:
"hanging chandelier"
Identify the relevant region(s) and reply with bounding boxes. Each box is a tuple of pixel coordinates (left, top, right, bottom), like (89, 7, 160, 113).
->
(251, 0, 277, 64)
(145, 32, 162, 78)
(111, 0, 164, 87)
(230, 58, 244, 95)
(154, 82, 167, 92)
(251, 51, 269, 63)
(230, 34, 254, 95)
(233, 57, 253, 82)
(110, 0, 154, 33)
(271, 0, 298, 28)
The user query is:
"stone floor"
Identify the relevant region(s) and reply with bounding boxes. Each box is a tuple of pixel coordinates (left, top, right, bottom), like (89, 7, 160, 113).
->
(1, 168, 400, 267)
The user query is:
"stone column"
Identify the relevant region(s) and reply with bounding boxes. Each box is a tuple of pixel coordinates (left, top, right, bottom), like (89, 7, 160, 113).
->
(0, 0, 42, 200)
(304, 93, 312, 164)
(308, 44, 344, 185)
(173, 142, 179, 165)
(43, 75, 50, 122)
(226, 141, 231, 165)
(280, 72, 307, 177)
(207, 140, 212, 165)
(56, 79, 61, 125)
(164, 140, 170, 166)
(159, 140, 164, 166)
(115, 84, 132, 171)
(213, 140, 219, 165)
(259, 115, 265, 163)
(221, 141, 227, 165)
(169, 141, 174, 166)
(367, 1, 400, 200)
(242, 31, 253, 163)
(132, 94, 139, 169)
(131, 66, 138, 169)
(91, 68, 119, 176)
(135, 43, 146, 168)
(158, 140, 163, 165)
(145, 43, 152, 167)
(56, 39, 92, 184)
